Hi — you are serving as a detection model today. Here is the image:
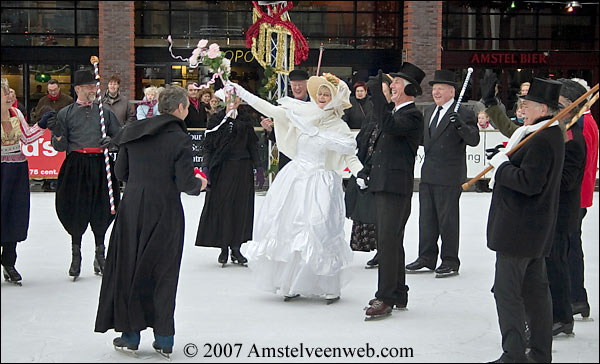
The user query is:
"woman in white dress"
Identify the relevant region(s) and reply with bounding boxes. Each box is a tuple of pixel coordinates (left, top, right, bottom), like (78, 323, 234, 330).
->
(228, 74, 363, 303)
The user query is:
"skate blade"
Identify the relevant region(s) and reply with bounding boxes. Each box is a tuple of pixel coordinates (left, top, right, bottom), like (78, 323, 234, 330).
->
(364, 265, 378, 269)
(435, 271, 459, 278)
(553, 332, 575, 338)
(70, 275, 80, 282)
(393, 306, 408, 311)
(364, 313, 392, 321)
(5, 280, 23, 286)
(574, 316, 593, 322)
(154, 348, 171, 361)
(405, 269, 434, 274)
(326, 297, 340, 305)
(114, 345, 138, 357)
(284, 294, 300, 302)
(231, 260, 248, 267)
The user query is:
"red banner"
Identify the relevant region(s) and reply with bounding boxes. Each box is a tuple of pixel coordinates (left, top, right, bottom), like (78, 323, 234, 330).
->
(21, 129, 65, 179)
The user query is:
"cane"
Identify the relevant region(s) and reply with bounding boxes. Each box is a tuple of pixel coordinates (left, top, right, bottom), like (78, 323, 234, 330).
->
(454, 68, 474, 112)
(565, 91, 599, 129)
(462, 83, 599, 191)
(316, 43, 324, 76)
(90, 56, 116, 215)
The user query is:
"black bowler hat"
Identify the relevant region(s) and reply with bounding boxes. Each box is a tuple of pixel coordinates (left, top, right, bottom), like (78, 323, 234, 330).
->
(389, 62, 426, 96)
(428, 69, 457, 87)
(289, 69, 309, 81)
(519, 77, 563, 109)
(73, 70, 96, 86)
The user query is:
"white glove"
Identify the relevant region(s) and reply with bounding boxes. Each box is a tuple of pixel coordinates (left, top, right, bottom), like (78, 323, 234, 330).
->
(489, 151, 509, 169)
(356, 177, 368, 190)
(227, 81, 259, 106)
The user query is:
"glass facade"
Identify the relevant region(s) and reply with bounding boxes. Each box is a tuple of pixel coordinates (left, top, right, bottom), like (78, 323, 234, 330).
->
(1, 1, 99, 47)
(443, 1, 599, 51)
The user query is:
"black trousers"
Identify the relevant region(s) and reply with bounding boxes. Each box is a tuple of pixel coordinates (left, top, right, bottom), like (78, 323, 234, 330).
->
(568, 208, 588, 304)
(374, 191, 411, 306)
(493, 252, 552, 363)
(1, 242, 17, 267)
(546, 231, 574, 324)
(417, 183, 461, 269)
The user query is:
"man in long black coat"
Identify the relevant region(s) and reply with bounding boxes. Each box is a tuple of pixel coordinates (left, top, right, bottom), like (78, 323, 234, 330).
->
(487, 78, 565, 363)
(95, 85, 207, 355)
(359, 64, 425, 319)
(406, 70, 479, 277)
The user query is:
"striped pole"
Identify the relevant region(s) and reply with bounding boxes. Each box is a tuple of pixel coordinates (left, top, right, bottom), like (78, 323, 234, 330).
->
(453, 67, 474, 113)
(90, 56, 116, 215)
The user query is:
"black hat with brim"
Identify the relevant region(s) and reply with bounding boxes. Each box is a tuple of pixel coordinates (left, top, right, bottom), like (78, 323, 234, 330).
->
(519, 77, 563, 110)
(428, 69, 457, 87)
(389, 62, 426, 96)
(289, 69, 309, 81)
(74, 70, 96, 86)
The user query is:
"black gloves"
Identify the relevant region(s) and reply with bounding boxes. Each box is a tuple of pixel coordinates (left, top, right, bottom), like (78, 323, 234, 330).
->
(447, 112, 463, 129)
(485, 143, 505, 160)
(480, 72, 499, 108)
(37, 111, 56, 129)
(99, 136, 112, 148)
(366, 69, 384, 96)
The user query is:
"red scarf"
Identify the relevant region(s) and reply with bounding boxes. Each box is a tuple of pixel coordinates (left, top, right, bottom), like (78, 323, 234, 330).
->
(48, 92, 61, 101)
(189, 97, 200, 111)
(140, 99, 157, 117)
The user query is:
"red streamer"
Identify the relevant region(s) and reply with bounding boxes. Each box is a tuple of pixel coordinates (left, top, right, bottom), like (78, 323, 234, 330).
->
(245, 1, 309, 65)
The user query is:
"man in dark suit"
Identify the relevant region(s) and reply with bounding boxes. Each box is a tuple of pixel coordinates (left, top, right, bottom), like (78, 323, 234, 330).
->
(406, 70, 479, 278)
(359, 63, 425, 320)
(260, 69, 310, 172)
(487, 78, 565, 363)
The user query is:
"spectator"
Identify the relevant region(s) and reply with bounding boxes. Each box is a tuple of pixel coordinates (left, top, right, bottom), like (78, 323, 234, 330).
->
(8, 88, 27, 122)
(477, 110, 493, 130)
(342, 81, 373, 129)
(33, 79, 73, 122)
(136, 86, 159, 120)
(184, 83, 207, 128)
(101, 74, 134, 125)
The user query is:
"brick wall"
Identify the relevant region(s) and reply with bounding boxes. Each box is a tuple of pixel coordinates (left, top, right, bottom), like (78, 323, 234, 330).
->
(98, 1, 135, 101)
(403, 1, 442, 102)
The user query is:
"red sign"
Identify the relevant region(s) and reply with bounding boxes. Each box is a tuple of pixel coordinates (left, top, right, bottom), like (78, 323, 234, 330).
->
(21, 129, 65, 179)
(469, 52, 547, 65)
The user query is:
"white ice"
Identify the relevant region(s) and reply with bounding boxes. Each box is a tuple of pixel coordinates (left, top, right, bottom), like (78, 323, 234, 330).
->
(1, 191, 598, 363)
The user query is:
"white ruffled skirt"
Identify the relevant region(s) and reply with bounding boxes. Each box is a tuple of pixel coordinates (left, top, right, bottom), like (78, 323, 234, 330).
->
(243, 160, 353, 297)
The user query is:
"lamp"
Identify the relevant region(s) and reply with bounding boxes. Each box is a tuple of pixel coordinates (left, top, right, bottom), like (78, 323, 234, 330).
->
(565, 1, 582, 12)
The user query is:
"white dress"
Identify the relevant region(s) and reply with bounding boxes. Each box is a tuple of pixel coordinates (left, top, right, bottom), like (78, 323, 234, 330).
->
(243, 121, 356, 298)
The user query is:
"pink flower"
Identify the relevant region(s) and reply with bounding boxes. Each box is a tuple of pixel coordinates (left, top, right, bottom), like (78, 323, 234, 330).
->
(198, 39, 208, 48)
(207, 43, 220, 59)
(190, 48, 202, 67)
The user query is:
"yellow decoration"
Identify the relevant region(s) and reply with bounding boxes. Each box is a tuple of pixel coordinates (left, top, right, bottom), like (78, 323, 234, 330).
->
(250, 7, 295, 75)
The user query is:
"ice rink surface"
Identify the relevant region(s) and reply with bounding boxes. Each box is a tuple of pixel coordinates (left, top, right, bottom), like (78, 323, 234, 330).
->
(1, 191, 598, 363)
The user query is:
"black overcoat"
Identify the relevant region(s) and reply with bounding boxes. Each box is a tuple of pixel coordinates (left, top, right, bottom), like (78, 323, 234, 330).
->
(185, 101, 208, 129)
(363, 102, 424, 196)
(345, 121, 377, 223)
(487, 117, 565, 258)
(556, 123, 586, 233)
(421, 101, 479, 186)
(95, 113, 203, 336)
(342, 96, 373, 129)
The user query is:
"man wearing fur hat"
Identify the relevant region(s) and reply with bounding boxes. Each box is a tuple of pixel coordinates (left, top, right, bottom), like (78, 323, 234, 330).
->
(358, 63, 425, 320)
(406, 70, 479, 278)
(486, 78, 565, 363)
(44, 69, 122, 281)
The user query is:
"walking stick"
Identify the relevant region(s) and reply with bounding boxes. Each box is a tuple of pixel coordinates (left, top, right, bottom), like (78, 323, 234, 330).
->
(565, 91, 599, 129)
(454, 68, 474, 112)
(316, 43, 324, 76)
(90, 56, 116, 215)
(462, 83, 599, 191)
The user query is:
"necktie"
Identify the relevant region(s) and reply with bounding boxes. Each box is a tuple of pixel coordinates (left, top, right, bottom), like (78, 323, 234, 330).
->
(429, 106, 443, 136)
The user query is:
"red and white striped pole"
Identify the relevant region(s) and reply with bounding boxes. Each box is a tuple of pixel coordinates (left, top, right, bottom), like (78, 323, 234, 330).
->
(90, 56, 116, 215)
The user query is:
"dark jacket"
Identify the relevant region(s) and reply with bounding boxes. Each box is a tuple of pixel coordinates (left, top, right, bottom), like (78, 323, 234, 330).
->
(34, 93, 73, 122)
(363, 102, 424, 196)
(556, 123, 586, 233)
(342, 96, 373, 129)
(102, 91, 135, 125)
(421, 101, 479, 186)
(487, 116, 565, 258)
(345, 121, 377, 222)
(95, 113, 203, 336)
(185, 100, 208, 129)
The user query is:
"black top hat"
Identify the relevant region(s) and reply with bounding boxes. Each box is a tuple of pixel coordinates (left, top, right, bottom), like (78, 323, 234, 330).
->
(389, 62, 426, 96)
(428, 70, 457, 87)
(519, 77, 562, 109)
(73, 70, 96, 86)
(289, 69, 309, 81)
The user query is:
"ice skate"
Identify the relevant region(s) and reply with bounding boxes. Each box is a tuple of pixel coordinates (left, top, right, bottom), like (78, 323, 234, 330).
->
(153, 341, 173, 361)
(325, 294, 340, 305)
(572, 302, 593, 321)
(552, 321, 575, 337)
(434, 264, 459, 278)
(283, 294, 300, 302)
(93, 245, 106, 276)
(3, 266, 22, 286)
(218, 248, 228, 267)
(365, 299, 392, 321)
(364, 298, 407, 311)
(230, 248, 248, 267)
(405, 258, 435, 274)
(113, 337, 138, 357)
(69, 244, 81, 281)
(365, 253, 378, 269)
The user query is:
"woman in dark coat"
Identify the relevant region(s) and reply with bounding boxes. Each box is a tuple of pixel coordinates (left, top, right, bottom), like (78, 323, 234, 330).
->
(95, 85, 206, 357)
(195, 93, 264, 266)
(342, 82, 373, 129)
